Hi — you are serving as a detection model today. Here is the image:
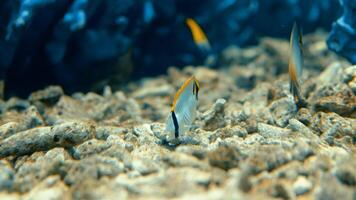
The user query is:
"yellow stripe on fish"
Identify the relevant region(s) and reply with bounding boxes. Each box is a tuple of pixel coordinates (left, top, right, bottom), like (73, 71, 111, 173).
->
(186, 18, 211, 52)
(166, 76, 200, 139)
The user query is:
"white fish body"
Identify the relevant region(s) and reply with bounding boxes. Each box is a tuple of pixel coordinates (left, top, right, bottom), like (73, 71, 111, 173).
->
(165, 76, 199, 140)
(290, 22, 303, 79)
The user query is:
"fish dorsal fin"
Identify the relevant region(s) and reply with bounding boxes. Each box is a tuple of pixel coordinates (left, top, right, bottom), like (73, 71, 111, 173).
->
(171, 76, 199, 112)
(289, 22, 303, 78)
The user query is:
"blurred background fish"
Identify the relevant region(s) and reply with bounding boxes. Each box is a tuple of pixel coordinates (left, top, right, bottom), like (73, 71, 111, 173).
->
(186, 18, 211, 53)
(186, 18, 217, 67)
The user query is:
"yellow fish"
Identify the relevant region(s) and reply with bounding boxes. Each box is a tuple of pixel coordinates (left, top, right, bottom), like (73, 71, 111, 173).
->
(186, 18, 211, 52)
(288, 22, 306, 107)
(165, 76, 200, 139)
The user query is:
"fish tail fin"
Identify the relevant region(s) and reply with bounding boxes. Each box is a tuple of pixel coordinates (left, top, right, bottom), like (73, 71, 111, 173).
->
(290, 79, 301, 101)
(198, 42, 211, 54)
(290, 80, 307, 108)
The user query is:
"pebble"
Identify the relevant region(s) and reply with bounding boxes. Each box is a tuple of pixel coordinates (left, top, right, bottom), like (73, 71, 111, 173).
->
(293, 176, 312, 195)
(0, 122, 95, 158)
(257, 123, 291, 138)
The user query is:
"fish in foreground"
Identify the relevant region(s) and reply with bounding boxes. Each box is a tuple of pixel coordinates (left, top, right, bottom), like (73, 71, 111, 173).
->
(165, 76, 200, 140)
(288, 22, 307, 108)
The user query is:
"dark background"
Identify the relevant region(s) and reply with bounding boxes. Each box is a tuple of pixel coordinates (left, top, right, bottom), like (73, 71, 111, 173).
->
(0, 0, 349, 97)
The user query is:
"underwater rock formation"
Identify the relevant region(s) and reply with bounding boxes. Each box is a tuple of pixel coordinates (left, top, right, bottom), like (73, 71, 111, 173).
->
(327, 0, 356, 64)
(0, 0, 341, 96)
(0, 32, 355, 199)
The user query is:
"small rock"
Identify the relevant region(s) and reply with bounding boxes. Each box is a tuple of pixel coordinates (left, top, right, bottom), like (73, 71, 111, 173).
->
(24, 176, 70, 200)
(267, 183, 291, 200)
(64, 156, 124, 186)
(95, 126, 127, 140)
(73, 139, 111, 159)
(213, 98, 226, 113)
(288, 119, 318, 140)
(310, 112, 353, 138)
(150, 123, 166, 140)
(296, 108, 312, 125)
(5, 97, 30, 111)
(257, 123, 291, 138)
(323, 122, 341, 145)
(0, 122, 95, 158)
(293, 176, 312, 195)
(125, 98, 142, 121)
(201, 98, 227, 131)
(163, 152, 209, 170)
(0, 193, 19, 200)
(241, 145, 292, 175)
(314, 173, 355, 200)
(0, 106, 44, 140)
(332, 157, 356, 186)
(231, 110, 249, 123)
(133, 124, 157, 144)
(13, 148, 68, 192)
(0, 160, 14, 191)
(208, 145, 242, 170)
(269, 97, 297, 127)
(236, 171, 252, 192)
(230, 125, 248, 138)
(342, 65, 356, 83)
(194, 67, 219, 84)
(208, 126, 244, 142)
(243, 134, 266, 145)
(105, 135, 130, 150)
(29, 86, 64, 105)
(176, 145, 207, 160)
(318, 62, 343, 85)
(314, 94, 356, 116)
(0, 122, 21, 140)
(45, 96, 90, 125)
(131, 157, 159, 175)
(23, 106, 45, 128)
(72, 178, 128, 200)
(348, 78, 356, 93)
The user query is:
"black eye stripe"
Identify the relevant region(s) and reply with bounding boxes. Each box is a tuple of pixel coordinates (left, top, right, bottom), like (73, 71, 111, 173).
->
(193, 82, 199, 100)
(171, 111, 179, 138)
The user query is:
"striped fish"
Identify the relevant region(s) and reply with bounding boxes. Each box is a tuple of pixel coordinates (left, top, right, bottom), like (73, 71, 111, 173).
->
(186, 18, 211, 53)
(165, 76, 200, 139)
(289, 22, 304, 104)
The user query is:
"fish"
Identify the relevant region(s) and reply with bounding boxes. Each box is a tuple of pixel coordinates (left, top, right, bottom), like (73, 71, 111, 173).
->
(165, 76, 200, 139)
(288, 22, 307, 107)
(186, 18, 211, 53)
